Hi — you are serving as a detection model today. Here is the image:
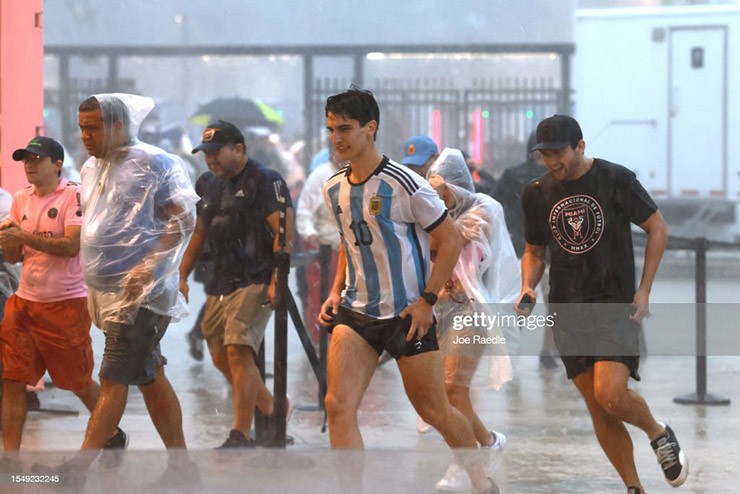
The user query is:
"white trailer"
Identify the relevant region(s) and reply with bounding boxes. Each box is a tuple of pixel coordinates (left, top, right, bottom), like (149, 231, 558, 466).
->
(574, 5, 740, 239)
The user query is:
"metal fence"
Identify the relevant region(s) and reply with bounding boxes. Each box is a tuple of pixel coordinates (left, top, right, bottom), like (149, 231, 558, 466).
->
(311, 77, 565, 173)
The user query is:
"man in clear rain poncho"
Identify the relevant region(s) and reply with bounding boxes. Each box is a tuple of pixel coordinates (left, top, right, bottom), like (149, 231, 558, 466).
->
(72, 93, 198, 475)
(425, 148, 522, 491)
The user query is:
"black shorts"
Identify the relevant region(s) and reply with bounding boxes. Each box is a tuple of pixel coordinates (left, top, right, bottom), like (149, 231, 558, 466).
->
(329, 305, 438, 360)
(551, 303, 641, 381)
(99, 308, 171, 386)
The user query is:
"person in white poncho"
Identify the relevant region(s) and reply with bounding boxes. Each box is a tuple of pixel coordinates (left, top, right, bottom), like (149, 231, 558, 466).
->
(53, 93, 200, 488)
(425, 148, 522, 492)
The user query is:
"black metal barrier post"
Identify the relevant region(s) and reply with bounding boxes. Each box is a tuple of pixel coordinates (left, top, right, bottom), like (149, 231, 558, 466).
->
(254, 344, 268, 444)
(252, 186, 291, 447)
(318, 244, 330, 414)
(295, 244, 330, 416)
(674, 237, 730, 406)
(266, 249, 291, 446)
(255, 192, 331, 445)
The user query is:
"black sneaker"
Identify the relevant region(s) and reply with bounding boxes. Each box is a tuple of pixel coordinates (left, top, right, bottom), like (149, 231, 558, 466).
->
(627, 487, 643, 494)
(103, 427, 129, 450)
(187, 330, 204, 361)
(650, 423, 688, 487)
(100, 427, 128, 469)
(215, 429, 255, 449)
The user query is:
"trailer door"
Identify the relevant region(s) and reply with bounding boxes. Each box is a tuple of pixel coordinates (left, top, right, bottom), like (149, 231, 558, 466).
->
(669, 27, 726, 198)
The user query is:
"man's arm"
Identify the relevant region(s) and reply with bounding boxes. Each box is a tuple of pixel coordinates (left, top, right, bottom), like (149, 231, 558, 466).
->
(515, 242, 547, 315)
(178, 216, 207, 303)
(158, 203, 196, 252)
(264, 206, 295, 308)
(0, 220, 80, 258)
(632, 210, 668, 322)
(122, 201, 196, 298)
(400, 215, 463, 341)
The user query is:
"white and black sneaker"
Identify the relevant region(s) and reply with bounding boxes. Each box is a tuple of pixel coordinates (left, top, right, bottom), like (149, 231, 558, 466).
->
(627, 487, 643, 494)
(650, 423, 688, 487)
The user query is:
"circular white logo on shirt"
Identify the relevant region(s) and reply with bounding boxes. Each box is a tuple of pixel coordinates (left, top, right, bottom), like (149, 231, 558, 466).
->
(549, 195, 604, 254)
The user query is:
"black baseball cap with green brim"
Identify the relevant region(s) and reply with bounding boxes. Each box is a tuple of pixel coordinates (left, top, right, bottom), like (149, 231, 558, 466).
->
(530, 115, 583, 152)
(12, 136, 65, 162)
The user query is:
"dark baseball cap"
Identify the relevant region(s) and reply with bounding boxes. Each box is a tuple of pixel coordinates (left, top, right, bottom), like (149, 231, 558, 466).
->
(530, 115, 583, 152)
(191, 120, 245, 154)
(12, 136, 65, 162)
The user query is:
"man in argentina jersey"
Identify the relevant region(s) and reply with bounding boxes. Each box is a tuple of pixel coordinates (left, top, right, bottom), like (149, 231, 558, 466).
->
(324, 155, 444, 318)
(319, 88, 498, 494)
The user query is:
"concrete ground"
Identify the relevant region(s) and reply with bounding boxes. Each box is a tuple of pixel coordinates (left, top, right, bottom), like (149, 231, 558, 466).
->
(1, 250, 738, 493)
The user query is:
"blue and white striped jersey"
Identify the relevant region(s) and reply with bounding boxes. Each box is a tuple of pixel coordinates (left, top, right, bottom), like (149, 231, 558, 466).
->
(323, 156, 447, 319)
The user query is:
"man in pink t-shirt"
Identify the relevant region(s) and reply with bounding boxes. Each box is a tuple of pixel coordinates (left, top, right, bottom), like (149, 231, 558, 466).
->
(0, 136, 126, 452)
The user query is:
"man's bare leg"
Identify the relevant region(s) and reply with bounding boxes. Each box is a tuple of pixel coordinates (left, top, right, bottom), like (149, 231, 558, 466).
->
(399, 351, 493, 493)
(211, 346, 274, 415)
(591, 361, 664, 439)
(139, 366, 186, 448)
(2, 380, 27, 450)
(324, 325, 379, 448)
(573, 366, 642, 490)
(225, 345, 264, 437)
(81, 378, 127, 451)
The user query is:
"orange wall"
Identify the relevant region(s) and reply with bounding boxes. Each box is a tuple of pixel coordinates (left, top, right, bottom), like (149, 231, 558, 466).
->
(0, 0, 44, 194)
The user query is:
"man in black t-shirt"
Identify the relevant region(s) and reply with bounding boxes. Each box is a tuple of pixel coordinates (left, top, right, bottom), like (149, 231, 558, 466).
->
(516, 115, 688, 493)
(179, 120, 294, 449)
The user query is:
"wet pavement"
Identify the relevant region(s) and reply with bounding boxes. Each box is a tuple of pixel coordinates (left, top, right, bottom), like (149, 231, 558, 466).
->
(1, 252, 739, 493)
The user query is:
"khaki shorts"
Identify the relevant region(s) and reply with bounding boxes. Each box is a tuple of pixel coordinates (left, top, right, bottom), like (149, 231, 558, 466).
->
(201, 284, 272, 353)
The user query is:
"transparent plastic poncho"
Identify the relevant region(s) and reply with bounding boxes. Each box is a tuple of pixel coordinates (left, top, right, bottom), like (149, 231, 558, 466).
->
(79, 93, 198, 326)
(427, 148, 522, 389)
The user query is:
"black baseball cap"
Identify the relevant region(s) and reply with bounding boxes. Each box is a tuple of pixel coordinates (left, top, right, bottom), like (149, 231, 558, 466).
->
(12, 136, 65, 162)
(191, 120, 245, 154)
(530, 115, 583, 152)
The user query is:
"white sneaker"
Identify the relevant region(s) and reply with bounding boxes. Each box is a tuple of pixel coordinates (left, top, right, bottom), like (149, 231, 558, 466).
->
(486, 430, 507, 452)
(482, 431, 507, 476)
(416, 415, 431, 434)
(435, 462, 471, 492)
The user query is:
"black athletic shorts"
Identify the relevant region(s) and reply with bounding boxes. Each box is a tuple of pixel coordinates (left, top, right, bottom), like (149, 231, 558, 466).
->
(328, 305, 439, 359)
(551, 303, 641, 381)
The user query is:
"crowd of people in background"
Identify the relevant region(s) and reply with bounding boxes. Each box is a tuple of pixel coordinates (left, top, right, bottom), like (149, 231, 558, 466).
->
(0, 88, 688, 494)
